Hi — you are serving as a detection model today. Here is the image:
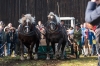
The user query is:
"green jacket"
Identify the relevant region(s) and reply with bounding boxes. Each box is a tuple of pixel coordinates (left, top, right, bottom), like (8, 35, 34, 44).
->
(74, 28, 82, 41)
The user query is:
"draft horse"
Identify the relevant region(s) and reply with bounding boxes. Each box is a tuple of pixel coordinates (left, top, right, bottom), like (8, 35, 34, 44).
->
(18, 14, 41, 60)
(45, 12, 68, 60)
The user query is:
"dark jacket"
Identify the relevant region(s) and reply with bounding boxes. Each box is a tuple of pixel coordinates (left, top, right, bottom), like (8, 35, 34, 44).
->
(6, 32, 17, 43)
(6, 32, 12, 43)
(85, 1, 100, 26)
(0, 30, 6, 44)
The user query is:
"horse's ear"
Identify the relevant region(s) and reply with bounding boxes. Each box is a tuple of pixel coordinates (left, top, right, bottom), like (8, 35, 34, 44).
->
(22, 14, 25, 17)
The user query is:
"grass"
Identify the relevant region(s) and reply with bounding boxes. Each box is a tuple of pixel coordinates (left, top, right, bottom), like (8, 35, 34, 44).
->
(0, 55, 98, 66)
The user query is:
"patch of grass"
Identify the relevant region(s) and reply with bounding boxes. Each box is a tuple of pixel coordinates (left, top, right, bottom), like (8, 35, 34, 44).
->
(0, 55, 98, 66)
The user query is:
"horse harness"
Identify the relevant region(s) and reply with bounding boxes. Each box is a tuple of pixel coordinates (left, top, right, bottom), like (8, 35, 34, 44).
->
(18, 24, 36, 36)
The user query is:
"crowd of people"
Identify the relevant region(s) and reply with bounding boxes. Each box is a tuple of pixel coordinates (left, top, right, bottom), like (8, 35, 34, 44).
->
(0, 22, 17, 57)
(0, 19, 98, 58)
(67, 23, 97, 58)
(60, 20, 97, 58)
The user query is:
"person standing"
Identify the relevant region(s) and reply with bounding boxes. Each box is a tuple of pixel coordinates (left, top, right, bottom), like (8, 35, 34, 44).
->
(10, 27, 17, 57)
(73, 24, 82, 58)
(0, 24, 6, 57)
(36, 21, 45, 39)
(88, 29, 96, 56)
(85, 0, 100, 65)
(67, 27, 74, 55)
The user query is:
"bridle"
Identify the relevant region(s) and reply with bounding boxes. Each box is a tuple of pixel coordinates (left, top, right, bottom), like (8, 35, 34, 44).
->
(18, 21, 35, 36)
(46, 21, 59, 34)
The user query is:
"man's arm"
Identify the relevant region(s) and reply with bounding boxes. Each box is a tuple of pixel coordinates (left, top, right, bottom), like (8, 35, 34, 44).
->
(85, 1, 100, 23)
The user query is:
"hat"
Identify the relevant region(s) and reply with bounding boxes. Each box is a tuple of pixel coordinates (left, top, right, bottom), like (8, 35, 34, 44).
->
(75, 24, 80, 27)
(4, 26, 9, 32)
(10, 27, 16, 30)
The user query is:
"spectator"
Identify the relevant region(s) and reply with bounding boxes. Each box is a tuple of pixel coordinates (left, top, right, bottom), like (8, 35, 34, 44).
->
(36, 21, 45, 39)
(0, 24, 6, 57)
(4, 26, 11, 56)
(10, 27, 17, 57)
(60, 21, 66, 28)
(73, 24, 82, 58)
(80, 23, 86, 55)
(67, 27, 74, 55)
(88, 29, 95, 56)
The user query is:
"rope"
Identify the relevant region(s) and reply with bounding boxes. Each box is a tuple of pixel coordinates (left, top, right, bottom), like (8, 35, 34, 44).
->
(0, 43, 6, 50)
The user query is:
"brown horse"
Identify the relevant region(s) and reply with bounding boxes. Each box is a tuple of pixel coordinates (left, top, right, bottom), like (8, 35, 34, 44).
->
(18, 14, 41, 60)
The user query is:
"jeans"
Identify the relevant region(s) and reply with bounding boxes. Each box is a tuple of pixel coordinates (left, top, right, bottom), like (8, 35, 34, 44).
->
(6, 43, 11, 55)
(81, 36, 85, 46)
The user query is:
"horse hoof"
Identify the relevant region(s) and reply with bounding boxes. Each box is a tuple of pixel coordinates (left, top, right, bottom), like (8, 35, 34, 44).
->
(20, 57, 25, 61)
(53, 55, 57, 60)
(27, 56, 30, 60)
(34, 54, 38, 60)
(46, 57, 50, 60)
(61, 56, 64, 60)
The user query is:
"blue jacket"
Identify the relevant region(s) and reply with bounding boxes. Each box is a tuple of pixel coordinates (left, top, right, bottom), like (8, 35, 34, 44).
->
(85, 1, 100, 26)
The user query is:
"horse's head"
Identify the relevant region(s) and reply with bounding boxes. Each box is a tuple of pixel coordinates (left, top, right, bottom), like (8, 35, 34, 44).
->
(48, 20, 57, 31)
(19, 14, 35, 34)
(47, 12, 60, 33)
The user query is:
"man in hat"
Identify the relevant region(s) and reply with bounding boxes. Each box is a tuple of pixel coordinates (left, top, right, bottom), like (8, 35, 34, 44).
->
(10, 27, 17, 57)
(73, 24, 82, 58)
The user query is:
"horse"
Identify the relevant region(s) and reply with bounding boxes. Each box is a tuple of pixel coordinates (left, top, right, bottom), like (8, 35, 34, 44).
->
(18, 14, 41, 60)
(45, 12, 68, 60)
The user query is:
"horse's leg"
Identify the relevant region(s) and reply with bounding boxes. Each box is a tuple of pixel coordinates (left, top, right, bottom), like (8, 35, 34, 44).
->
(30, 43, 34, 60)
(60, 42, 66, 59)
(27, 47, 30, 60)
(20, 41, 25, 60)
(51, 42, 56, 59)
(46, 39, 50, 60)
(34, 41, 39, 60)
(57, 38, 63, 57)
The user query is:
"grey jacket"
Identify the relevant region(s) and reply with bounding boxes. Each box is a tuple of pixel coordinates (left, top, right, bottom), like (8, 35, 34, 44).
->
(85, 1, 100, 26)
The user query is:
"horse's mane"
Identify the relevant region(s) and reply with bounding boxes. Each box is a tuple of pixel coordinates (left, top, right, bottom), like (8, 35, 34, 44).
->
(48, 12, 61, 23)
(18, 14, 35, 24)
(54, 14, 60, 23)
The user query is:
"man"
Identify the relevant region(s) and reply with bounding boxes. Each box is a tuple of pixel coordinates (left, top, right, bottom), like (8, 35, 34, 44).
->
(85, 0, 100, 65)
(36, 21, 45, 39)
(0, 23, 6, 57)
(80, 23, 86, 55)
(73, 24, 82, 58)
(67, 27, 74, 55)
